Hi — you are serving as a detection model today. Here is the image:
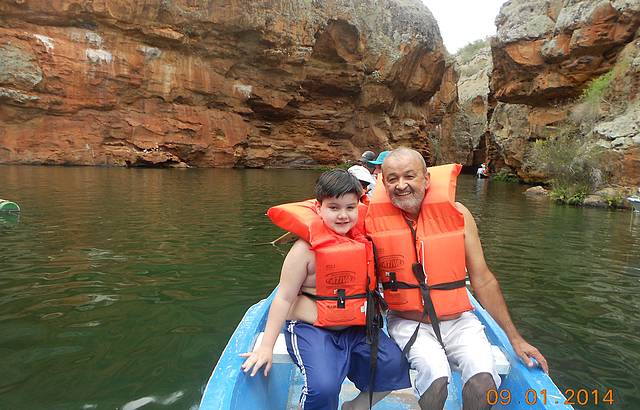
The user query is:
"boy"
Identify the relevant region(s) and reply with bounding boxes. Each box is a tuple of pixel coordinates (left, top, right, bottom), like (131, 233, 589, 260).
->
(241, 169, 410, 410)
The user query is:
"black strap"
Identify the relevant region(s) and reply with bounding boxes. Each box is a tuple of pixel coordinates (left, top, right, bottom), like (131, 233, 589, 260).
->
(382, 280, 419, 290)
(366, 242, 389, 409)
(401, 220, 450, 356)
(365, 288, 387, 408)
(382, 279, 466, 291)
(301, 291, 367, 309)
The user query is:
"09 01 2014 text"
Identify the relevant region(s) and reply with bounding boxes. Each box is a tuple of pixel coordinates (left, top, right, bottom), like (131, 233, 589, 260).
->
(486, 388, 614, 406)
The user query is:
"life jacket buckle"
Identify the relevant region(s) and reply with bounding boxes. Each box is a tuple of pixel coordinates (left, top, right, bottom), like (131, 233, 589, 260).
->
(336, 289, 346, 308)
(386, 272, 398, 291)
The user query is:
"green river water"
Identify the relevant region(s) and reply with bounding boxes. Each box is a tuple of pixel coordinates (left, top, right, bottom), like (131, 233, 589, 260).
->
(0, 165, 639, 409)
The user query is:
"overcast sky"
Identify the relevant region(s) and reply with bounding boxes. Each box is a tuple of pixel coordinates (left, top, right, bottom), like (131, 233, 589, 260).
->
(421, 0, 508, 53)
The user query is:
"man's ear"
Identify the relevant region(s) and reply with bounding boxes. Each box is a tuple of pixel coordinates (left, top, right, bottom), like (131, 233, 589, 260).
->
(425, 171, 431, 189)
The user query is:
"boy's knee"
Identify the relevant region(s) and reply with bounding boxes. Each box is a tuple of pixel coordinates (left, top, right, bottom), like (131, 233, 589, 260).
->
(308, 378, 341, 402)
(462, 372, 496, 410)
(418, 376, 448, 410)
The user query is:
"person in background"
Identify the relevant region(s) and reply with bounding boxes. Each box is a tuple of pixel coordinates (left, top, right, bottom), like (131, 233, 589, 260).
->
(367, 151, 390, 177)
(355, 151, 377, 194)
(347, 165, 376, 200)
(476, 163, 489, 178)
(358, 151, 377, 173)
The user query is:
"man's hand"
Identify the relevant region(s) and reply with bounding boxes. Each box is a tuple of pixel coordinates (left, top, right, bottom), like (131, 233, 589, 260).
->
(511, 338, 549, 374)
(239, 346, 273, 377)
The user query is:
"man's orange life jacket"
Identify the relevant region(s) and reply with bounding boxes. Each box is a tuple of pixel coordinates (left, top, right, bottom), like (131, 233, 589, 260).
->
(365, 163, 472, 319)
(267, 200, 376, 328)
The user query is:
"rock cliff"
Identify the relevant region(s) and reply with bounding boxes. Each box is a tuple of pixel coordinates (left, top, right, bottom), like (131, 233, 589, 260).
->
(0, 0, 454, 167)
(453, 40, 493, 166)
(457, 0, 639, 188)
(489, 0, 640, 186)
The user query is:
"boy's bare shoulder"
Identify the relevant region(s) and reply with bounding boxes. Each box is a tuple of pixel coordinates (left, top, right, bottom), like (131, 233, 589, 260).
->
(286, 238, 313, 259)
(292, 237, 311, 249)
(290, 238, 312, 252)
(282, 238, 314, 277)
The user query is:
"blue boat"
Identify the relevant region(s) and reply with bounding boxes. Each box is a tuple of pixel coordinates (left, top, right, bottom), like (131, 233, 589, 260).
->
(200, 289, 572, 409)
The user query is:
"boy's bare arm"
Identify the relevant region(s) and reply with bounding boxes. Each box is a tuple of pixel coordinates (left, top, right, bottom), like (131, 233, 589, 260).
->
(241, 239, 312, 376)
(261, 239, 312, 348)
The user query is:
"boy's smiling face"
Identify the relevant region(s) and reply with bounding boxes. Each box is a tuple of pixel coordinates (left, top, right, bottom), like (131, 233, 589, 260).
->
(316, 193, 359, 236)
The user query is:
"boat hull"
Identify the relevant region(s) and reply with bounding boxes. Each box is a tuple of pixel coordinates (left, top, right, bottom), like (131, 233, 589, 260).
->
(200, 289, 572, 409)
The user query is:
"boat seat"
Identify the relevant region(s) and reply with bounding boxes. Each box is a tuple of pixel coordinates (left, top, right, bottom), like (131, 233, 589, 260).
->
(253, 332, 511, 375)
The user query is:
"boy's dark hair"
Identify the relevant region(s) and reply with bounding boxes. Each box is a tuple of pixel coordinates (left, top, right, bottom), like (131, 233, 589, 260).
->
(315, 169, 363, 203)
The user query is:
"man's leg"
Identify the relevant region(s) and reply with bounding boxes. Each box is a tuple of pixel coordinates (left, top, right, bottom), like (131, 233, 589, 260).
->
(446, 312, 501, 410)
(418, 376, 448, 410)
(387, 315, 451, 410)
(462, 373, 495, 410)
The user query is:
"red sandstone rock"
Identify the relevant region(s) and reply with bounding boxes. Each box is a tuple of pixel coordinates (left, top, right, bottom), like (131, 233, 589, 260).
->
(486, 0, 640, 187)
(0, 0, 454, 168)
(492, 0, 640, 104)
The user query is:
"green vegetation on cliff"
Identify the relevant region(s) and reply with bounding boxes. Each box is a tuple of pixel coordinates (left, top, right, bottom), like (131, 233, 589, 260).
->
(532, 128, 610, 205)
(581, 70, 615, 105)
(456, 37, 490, 65)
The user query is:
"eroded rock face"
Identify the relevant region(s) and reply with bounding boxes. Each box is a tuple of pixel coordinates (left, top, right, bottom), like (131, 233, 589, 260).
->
(489, 101, 571, 179)
(453, 43, 493, 166)
(487, 0, 640, 186)
(0, 0, 452, 168)
(492, 0, 640, 105)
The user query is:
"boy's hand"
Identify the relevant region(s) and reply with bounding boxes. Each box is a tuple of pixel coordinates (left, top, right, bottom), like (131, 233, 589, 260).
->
(239, 346, 273, 377)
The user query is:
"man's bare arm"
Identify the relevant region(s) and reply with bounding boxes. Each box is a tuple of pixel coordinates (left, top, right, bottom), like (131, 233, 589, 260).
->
(456, 202, 549, 373)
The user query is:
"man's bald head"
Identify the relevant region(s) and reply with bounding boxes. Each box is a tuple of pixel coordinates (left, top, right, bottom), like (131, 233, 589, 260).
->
(382, 148, 427, 174)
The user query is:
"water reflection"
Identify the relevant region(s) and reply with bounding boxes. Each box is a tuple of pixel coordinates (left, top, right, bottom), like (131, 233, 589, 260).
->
(0, 212, 20, 226)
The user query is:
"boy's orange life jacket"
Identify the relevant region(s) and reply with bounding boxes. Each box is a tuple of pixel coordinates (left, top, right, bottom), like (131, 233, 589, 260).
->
(365, 164, 472, 319)
(266, 200, 376, 328)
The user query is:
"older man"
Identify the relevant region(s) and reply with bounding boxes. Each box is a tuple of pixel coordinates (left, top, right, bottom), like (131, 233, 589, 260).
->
(365, 148, 547, 410)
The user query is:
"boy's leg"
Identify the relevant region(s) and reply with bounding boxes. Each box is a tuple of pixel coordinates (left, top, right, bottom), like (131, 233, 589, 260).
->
(387, 314, 451, 409)
(344, 327, 412, 409)
(285, 321, 349, 410)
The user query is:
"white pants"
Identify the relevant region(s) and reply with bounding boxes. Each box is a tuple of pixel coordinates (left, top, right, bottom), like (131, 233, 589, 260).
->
(387, 311, 501, 396)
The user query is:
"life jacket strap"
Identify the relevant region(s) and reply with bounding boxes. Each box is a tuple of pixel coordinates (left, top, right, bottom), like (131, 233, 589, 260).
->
(382, 278, 467, 291)
(400, 274, 468, 356)
(301, 291, 368, 309)
(402, 219, 467, 356)
(365, 289, 386, 409)
(381, 276, 419, 291)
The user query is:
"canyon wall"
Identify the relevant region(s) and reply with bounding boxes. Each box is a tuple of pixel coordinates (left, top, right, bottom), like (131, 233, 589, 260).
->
(0, 0, 456, 168)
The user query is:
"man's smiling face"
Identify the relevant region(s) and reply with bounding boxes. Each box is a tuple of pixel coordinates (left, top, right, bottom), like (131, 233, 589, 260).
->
(382, 152, 430, 219)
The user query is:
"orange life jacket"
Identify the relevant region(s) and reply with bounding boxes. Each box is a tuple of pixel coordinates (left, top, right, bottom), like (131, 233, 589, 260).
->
(365, 164, 472, 318)
(266, 200, 376, 328)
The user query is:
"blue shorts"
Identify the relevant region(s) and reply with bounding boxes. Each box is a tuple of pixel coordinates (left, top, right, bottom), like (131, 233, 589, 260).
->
(285, 320, 411, 410)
